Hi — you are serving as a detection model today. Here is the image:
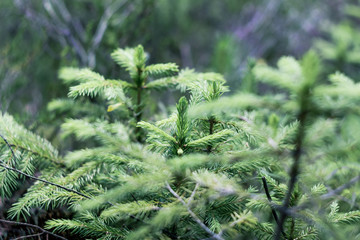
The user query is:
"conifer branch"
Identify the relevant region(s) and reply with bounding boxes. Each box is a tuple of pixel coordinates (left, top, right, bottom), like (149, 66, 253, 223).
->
(274, 51, 318, 239)
(274, 104, 308, 240)
(9, 143, 60, 164)
(0, 161, 90, 199)
(165, 182, 224, 240)
(0, 219, 67, 240)
(0, 133, 91, 200)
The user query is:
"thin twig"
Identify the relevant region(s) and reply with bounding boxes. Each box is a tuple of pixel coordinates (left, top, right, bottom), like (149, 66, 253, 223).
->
(274, 85, 311, 240)
(187, 183, 199, 206)
(91, 0, 126, 49)
(261, 177, 287, 239)
(88, 0, 129, 67)
(12, 232, 44, 240)
(217, 214, 249, 237)
(0, 219, 67, 240)
(321, 175, 360, 199)
(166, 182, 224, 240)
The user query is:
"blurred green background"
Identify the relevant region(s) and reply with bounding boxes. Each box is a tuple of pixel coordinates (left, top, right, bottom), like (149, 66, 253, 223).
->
(0, 0, 358, 126)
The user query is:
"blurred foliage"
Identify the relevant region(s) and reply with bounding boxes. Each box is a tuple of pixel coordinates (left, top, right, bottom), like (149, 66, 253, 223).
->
(315, 0, 360, 79)
(0, 0, 344, 124)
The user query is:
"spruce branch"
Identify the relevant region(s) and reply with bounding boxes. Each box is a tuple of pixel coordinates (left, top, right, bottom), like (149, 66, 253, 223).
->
(274, 100, 307, 240)
(2, 132, 178, 239)
(274, 51, 319, 240)
(165, 182, 224, 240)
(0, 219, 67, 240)
(0, 133, 91, 200)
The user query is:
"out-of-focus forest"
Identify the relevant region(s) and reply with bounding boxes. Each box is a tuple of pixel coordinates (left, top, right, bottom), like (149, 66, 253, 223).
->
(0, 0, 349, 126)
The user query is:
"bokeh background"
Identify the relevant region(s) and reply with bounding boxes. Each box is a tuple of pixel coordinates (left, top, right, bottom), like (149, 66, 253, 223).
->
(0, 0, 358, 126)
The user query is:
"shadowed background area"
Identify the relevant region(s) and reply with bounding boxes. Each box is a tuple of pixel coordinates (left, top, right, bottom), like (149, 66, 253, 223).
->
(0, 0, 354, 124)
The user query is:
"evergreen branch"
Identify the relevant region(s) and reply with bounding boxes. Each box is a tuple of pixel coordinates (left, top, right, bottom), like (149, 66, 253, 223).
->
(218, 211, 256, 237)
(274, 105, 307, 239)
(111, 47, 135, 73)
(165, 182, 224, 240)
(59, 68, 104, 84)
(46, 218, 126, 239)
(0, 133, 16, 162)
(0, 219, 67, 240)
(332, 211, 360, 224)
(187, 129, 233, 148)
(262, 177, 280, 223)
(145, 63, 179, 79)
(68, 80, 124, 99)
(0, 114, 59, 161)
(275, 51, 319, 240)
(138, 121, 177, 143)
(145, 77, 177, 90)
(0, 161, 90, 199)
(9, 143, 60, 164)
(0, 133, 91, 199)
(135, 84, 143, 140)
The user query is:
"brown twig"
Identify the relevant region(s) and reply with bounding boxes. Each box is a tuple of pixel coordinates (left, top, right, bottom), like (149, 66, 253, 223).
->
(12, 232, 44, 240)
(0, 219, 67, 240)
(261, 177, 288, 239)
(166, 182, 224, 240)
(321, 175, 360, 200)
(274, 84, 311, 239)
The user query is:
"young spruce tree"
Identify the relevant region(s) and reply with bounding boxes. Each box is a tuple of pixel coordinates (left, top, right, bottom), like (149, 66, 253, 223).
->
(1, 47, 360, 239)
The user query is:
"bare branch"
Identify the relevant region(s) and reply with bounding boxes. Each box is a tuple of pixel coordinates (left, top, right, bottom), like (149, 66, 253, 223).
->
(274, 87, 311, 239)
(321, 175, 360, 200)
(91, 0, 127, 49)
(51, 0, 85, 41)
(88, 0, 128, 67)
(14, 0, 67, 42)
(12, 232, 43, 240)
(261, 177, 288, 239)
(0, 219, 67, 240)
(14, 0, 88, 65)
(187, 183, 199, 206)
(166, 182, 224, 240)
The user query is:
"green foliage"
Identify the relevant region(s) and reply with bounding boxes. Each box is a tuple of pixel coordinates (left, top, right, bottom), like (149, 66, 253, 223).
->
(0, 113, 59, 198)
(3, 45, 360, 240)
